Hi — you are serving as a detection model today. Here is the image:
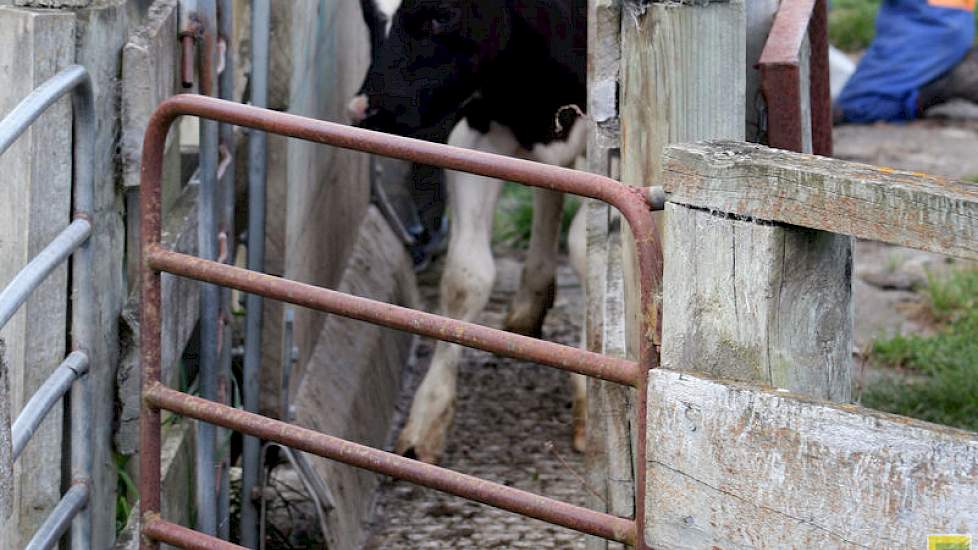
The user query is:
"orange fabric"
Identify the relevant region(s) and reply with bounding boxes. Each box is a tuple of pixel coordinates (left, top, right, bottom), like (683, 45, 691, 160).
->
(928, 0, 975, 12)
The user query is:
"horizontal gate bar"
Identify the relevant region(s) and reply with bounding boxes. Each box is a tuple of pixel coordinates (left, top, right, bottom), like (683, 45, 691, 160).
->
(143, 518, 246, 550)
(24, 483, 89, 550)
(145, 383, 638, 546)
(0, 219, 91, 330)
(12, 351, 89, 460)
(0, 65, 89, 156)
(146, 246, 641, 386)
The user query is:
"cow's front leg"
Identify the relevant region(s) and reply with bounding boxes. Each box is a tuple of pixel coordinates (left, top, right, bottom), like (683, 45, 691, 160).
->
(397, 122, 516, 464)
(503, 188, 564, 336)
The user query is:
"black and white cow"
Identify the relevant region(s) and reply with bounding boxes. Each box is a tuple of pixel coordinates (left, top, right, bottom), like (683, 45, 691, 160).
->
(349, 0, 589, 464)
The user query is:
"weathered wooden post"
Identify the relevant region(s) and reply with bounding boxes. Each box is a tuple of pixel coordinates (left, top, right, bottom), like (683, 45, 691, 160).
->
(584, 1, 745, 548)
(660, 146, 852, 401)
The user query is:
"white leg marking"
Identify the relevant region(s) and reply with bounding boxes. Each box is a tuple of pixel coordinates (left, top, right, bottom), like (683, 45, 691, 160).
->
(397, 121, 520, 463)
(567, 207, 588, 452)
(347, 94, 368, 124)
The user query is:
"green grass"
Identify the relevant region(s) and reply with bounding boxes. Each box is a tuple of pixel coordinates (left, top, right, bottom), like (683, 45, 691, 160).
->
(829, 0, 978, 53)
(862, 268, 978, 432)
(114, 452, 138, 535)
(493, 182, 580, 250)
(829, 0, 881, 53)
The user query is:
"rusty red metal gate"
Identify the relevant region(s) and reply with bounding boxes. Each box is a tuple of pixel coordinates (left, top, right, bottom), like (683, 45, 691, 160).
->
(759, 0, 833, 156)
(137, 95, 663, 549)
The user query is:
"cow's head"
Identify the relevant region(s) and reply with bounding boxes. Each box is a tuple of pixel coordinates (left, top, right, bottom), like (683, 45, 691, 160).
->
(348, 0, 511, 141)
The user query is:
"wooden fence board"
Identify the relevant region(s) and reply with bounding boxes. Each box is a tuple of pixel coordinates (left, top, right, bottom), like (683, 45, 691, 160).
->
(644, 369, 978, 549)
(664, 141, 978, 261)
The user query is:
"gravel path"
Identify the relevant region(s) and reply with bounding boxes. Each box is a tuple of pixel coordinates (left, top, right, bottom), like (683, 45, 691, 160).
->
(362, 254, 590, 549)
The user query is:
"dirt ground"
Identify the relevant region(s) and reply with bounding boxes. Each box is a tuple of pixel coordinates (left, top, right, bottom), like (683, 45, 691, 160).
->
(362, 254, 589, 548)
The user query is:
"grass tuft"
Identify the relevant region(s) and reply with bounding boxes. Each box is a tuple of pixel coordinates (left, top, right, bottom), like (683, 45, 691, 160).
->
(863, 268, 978, 432)
(829, 0, 880, 53)
(828, 0, 978, 53)
(493, 182, 580, 250)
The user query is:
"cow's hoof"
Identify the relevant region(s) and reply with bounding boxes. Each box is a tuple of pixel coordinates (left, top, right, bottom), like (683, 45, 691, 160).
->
(503, 279, 556, 337)
(395, 406, 453, 465)
(572, 392, 587, 453)
(573, 423, 587, 454)
(395, 433, 444, 465)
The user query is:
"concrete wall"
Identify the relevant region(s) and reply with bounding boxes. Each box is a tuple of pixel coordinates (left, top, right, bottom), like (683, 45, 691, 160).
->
(293, 207, 418, 549)
(258, 0, 372, 418)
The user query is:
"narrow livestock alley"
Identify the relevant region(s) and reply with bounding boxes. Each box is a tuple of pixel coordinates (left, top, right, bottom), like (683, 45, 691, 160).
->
(363, 254, 590, 549)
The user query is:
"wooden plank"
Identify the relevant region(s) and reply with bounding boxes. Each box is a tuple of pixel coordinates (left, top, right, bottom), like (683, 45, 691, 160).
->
(619, 0, 746, 353)
(644, 368, 978, 549)
(618, 2, 745, 546)
(663, 141, 978, 261)
(0, 340, 11, 521)
(584, 2, 630, 549)
(115, 184, 200, 456)
(662, 203, 852, 401)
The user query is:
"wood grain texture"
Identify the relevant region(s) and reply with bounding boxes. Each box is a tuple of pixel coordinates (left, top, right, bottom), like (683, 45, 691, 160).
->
(619, 3, 745, 546)
(644, 368, 978, 549)
(0, 340, 11, 521)
(664, 141, 978, 261)
(584, 3, 630, 548)
(620, 0, 746, 355)
(0, 9, 75, 547)
(662, 203, 852, 401)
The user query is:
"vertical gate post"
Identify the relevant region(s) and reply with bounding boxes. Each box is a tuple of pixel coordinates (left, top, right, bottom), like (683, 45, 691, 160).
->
(583, 3, 632, 549)
(588, 0, 746, 549)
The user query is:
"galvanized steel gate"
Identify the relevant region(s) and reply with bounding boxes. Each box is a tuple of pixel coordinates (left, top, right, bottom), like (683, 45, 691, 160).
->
(0, 65, 95, 549)
(137, 95, 664, 549)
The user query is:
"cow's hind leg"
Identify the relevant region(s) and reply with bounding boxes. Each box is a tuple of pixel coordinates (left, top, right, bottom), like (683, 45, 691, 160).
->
(396, 122, 517, 464)
(503, 188, 565, 336)
(504, 117, 587, 336)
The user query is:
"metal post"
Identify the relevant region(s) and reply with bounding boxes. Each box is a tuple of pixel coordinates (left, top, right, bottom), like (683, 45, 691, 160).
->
(68, 64, 96, 550)
(217, 0, 236, 539)
(240, 0, 269, 546)
(195, 0, 221, 537)
(241, 0, 272, 548)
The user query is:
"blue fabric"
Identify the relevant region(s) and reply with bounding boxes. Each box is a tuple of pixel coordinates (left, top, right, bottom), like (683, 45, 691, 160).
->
(836, 0, 975, 123)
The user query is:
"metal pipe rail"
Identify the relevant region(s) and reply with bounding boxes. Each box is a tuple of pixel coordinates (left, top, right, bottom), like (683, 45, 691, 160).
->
(240, 1, 271, 544)
(758, 0, 832, 156)
(12, 351, 89, 460)
(0, 64, 95, 549)
(139, 95, 664, 549)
